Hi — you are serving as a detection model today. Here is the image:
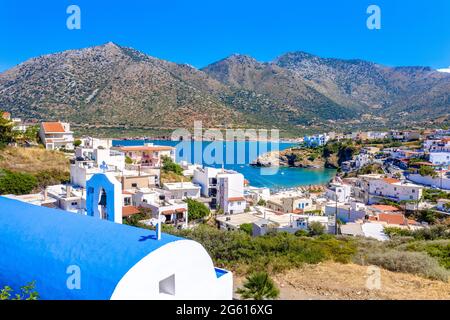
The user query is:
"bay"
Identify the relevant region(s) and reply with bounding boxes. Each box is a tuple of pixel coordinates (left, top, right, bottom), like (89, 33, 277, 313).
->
(112, 139, 336, 190)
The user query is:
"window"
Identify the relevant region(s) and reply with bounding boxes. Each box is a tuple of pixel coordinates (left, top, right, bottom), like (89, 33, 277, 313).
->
(124, 197, 131, 206)
(131, 183, 138, 188)
(412, 189, 415, 193)
(71, 202, 78, 206)
(237, 202, 241, 206)
(159, 274, 175, 296)
(184, 192, 188, 197)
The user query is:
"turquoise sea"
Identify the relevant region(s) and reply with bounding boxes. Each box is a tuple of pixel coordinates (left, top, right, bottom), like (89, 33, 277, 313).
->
(112, 140, 336, 190)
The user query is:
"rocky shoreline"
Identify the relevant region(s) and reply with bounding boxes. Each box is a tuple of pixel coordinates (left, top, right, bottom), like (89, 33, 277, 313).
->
(251, 147, 339, 169)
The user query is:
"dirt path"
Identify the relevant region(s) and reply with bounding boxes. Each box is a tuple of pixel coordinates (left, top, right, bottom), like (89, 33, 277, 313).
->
(234, 262, 450, 300)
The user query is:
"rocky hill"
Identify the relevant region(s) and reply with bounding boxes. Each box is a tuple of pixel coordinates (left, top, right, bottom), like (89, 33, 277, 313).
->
(1, 43, 449, 134)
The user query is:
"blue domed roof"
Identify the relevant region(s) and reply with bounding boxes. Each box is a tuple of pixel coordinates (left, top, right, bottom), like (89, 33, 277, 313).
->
(0, 196, 182, 300)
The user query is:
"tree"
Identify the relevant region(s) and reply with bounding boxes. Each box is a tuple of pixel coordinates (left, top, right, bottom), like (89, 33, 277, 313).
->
(22, 125, 39, 142)
(239, 223, 253, 235)
(0, 116, 15, 147)
(186, 198, 210, 221)
(419, 165, 437, 178)
(125, 155, 133, 165)
(162, 155, 183, 175)
(308, 221, 326, 236)
(0, 169, 38, 195)
(236, 272, 279, 300)
(1, 281, 39, 300)
(257, 199, 266, 206)
(73, 139, 82, 147)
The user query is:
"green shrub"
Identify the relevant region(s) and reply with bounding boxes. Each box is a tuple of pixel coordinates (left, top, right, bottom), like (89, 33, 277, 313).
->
(294, 229, 309, 237)
(0, 281, 39, 300)
(366, 250, 449, 282)
(162, 155, 183, 175)
(239, 223, 253, 235)
(186, 198, 210, 221)
(308, 221, 326, 236)
(0, 169, 37, 195)
(236, 272, 279, 300)
(399, 240, 450, 270)
(34, 170, 70, 188)
(166, 224, 356, 274)
(384, 225, 450, 240)
(73, 139, 82, 147)
(125, 155, 133, 165)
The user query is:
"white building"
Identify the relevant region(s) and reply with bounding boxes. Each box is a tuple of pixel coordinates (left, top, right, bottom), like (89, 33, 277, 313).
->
(39, 122, 74, 150)
(367, 131, 388, 140)
(326, 182, 352, 203)
(193, 167, 246, 214)
(303, 134, 329, 147)
(133, 188, 188, 227)
(325, 201, 367, 223)
(245, 186, 271, 204)
(162, 182, 201, 200)
(423, 138, 450, 152)
(359, 175, 424, 204)
(75, 147, 125, 171)
(436, 199, 450, 213)
(429, 152, 450, 166)
(117, 144, 176, 168)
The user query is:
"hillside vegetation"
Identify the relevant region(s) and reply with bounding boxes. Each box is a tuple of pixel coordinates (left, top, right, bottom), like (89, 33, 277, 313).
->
(1, 43, 449, 135)
(0, 147, 70, 194)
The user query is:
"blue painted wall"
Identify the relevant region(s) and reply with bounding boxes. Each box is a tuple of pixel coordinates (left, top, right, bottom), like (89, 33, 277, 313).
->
(0, 197, 182, 300)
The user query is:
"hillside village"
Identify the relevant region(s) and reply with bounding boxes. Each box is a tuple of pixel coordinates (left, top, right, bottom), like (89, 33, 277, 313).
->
(0, 110, 449, 299)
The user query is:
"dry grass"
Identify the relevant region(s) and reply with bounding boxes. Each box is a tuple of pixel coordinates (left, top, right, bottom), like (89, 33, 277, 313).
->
(0, 147, 69, 174)
(234, 262, 450, 300)
(160, 171, 189, 183)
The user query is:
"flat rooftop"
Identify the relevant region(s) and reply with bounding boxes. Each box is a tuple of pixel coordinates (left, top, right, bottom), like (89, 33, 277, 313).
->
(163, 182, 201, 190)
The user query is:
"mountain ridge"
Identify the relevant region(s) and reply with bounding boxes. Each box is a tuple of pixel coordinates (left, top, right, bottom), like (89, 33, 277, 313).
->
(0, 42, 449, 134)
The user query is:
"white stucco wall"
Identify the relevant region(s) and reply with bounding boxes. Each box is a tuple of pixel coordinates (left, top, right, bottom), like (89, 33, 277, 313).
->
(110, 240, 233, 300)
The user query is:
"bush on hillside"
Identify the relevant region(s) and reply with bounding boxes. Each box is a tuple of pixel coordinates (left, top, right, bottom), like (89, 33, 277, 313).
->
(34, 170, 70, 188)
(366, 250, 449, 282)
(0, 169, 37, 195)
(185, 198, 210, 221)
(162, 155, 183, 175)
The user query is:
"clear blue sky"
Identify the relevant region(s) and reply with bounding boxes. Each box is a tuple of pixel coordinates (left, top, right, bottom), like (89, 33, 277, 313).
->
(1, 0, 449, 72)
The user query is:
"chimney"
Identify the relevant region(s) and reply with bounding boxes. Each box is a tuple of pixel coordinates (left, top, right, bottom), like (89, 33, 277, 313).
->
(43, 188, 48, 201)
(66, 185, 72, 198)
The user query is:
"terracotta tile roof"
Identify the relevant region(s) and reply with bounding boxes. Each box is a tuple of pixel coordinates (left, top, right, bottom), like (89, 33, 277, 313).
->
(383, 178, 401, 184)
(175, 208, 186, 213)
(119, 146, 174, 152)
(407, 219, 420, 226)
(1, 112, 11, 119)
(122, 206, 141, 217)
(378, 213, 406, 225)
(370, 205, 401, 212)
(228, 197, 245, 202)
(293, 209, 304, 214)
(42, 122, 66, 133)
(162, 210, 175, 215)
(122, 190, 135, 195)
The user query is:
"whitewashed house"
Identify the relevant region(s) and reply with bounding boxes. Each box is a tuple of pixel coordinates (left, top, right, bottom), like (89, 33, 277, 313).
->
(193, 167, 246, 214)
(39, 122, 74, 150)
(429, 152, 450, 166)
(162, 182, 201, 200)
